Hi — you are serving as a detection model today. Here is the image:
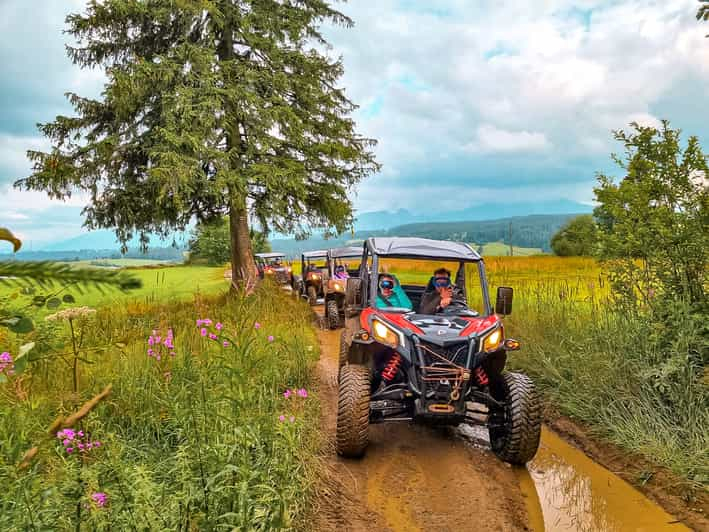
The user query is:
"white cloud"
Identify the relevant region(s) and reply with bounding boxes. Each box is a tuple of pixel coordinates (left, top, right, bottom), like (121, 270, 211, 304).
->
(465, 124, 552, 154)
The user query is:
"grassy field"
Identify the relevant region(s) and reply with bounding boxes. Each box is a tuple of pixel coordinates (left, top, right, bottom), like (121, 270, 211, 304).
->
(1, 265, 227, 313)
(0, 280, 320, 530)
(63, 258, 180, 268)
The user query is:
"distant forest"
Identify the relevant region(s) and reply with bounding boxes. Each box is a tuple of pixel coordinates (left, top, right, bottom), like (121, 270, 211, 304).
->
(271, 213, 580, 257)
(0, 246, 185, 263)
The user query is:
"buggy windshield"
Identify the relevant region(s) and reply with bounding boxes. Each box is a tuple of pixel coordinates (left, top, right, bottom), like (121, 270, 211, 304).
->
(372, 257, 488, 316)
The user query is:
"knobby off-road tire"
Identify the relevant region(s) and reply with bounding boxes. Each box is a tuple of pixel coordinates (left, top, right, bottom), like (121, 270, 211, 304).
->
(326, 299, 341, 330)
(307, 285, 317, 306)
(488, 372, 541, 465)
(338, 330, 349, 368)
(336, 364, 370, 458)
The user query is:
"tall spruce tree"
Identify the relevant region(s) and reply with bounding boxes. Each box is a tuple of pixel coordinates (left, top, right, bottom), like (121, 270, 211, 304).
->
(16, 0, 379, 286)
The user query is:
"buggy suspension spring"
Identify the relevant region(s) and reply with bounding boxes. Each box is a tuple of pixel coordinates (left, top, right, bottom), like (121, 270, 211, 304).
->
(382, 353, 402, 382)
(475, 367, 489, 386)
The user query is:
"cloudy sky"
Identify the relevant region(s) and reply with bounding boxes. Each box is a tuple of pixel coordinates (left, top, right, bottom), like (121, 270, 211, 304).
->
(1, 0, 708, 246)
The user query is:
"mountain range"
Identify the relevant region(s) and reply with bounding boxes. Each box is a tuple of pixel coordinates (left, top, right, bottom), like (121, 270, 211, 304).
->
(35, 200, 593, 251)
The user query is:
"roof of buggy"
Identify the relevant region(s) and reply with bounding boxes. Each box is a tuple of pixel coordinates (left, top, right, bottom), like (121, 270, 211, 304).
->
(254, 252, 285, 259)
(327, 246, 363, 259)
(366, 237, 481, 261)
(302, 250, 328, 259)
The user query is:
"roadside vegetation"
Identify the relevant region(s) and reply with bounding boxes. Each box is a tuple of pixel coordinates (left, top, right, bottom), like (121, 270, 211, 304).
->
(0, 278, 320, 530)
(503, 123, 708, 491)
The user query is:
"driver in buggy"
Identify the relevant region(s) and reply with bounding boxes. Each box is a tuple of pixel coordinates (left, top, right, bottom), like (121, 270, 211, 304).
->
(419, 267, 467, 314)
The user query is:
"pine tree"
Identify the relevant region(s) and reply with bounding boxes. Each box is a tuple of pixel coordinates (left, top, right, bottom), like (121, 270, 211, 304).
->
(16, 0, 379, 286)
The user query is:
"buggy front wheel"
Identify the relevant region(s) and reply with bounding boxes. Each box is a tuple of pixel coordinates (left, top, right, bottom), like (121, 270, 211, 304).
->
(336, 364, 370, 458)
(487, 372, 541, 465)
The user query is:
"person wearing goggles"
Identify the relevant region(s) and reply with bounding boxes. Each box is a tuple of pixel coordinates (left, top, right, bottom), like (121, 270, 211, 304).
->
(419, 267, 465, 314)
(375, 273, 413, 310)
(334, 264, 349, 280)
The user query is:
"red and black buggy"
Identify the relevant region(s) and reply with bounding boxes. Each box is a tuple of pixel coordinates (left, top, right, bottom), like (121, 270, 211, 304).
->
(337, 237, 541, 464)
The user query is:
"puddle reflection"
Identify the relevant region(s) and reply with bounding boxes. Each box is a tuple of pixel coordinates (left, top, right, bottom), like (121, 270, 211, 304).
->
(520, 427, 689, 532)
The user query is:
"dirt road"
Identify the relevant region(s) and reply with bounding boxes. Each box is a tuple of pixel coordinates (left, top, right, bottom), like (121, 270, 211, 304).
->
(313, 322, 531, 532)
(310, 307, 699, 532)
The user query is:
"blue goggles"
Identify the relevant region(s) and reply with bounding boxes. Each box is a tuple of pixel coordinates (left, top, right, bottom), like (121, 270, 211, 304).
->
(434, 277, 451, 288)
(379, 279, 394, 290)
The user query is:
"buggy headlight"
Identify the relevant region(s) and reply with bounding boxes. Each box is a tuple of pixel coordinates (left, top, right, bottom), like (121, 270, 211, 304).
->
(372, 319, 399, 348)
(483, 328, 503, 352)
(332, 281, 344, 292)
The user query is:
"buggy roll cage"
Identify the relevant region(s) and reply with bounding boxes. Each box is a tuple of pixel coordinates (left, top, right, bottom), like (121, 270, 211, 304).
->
(357, 237, 493, 316)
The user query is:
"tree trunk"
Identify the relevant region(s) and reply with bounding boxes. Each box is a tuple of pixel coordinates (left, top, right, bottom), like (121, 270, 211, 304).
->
(229, 197, 257, 291)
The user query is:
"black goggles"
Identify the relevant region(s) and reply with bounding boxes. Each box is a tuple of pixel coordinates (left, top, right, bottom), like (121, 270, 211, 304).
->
(434, 277, 451, 288)
(379, 279, 394, 290)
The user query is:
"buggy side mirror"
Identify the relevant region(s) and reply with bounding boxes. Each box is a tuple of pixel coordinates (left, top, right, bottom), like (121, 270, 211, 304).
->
(495, 287, 513, 315)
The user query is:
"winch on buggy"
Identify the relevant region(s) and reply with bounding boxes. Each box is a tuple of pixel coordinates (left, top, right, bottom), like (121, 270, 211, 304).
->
(336, 237, 541, 465)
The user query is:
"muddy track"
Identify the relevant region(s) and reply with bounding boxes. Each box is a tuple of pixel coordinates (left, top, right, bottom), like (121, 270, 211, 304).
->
(309, 304, 699, 532)
(312, 315, 531, 532)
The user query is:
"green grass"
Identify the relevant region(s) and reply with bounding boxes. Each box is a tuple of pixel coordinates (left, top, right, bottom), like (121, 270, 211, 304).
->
(1, 265, 228, 314)
(478, 241, 544, 256)
(0, 284, 321, 530)
(64, 258, 180, 268)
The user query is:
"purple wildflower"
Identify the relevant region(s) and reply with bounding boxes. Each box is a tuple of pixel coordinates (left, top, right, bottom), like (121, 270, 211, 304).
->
(94, 441, 101, 447)
(278, 415, 286, 422)
(254, 322, 261, 330)
(297, 388, 308, 398)
(66, 447, 74, 454)
(91, 492, 108, 508)
(222, 341, 229, 348)
(200, 328, 207, 337)
(283, 389, 292, 399)
(216, 322, 223, 331)
(0, 352, 13, 374)
(208, 333, 218, 340)
(268, 335, 274, 342)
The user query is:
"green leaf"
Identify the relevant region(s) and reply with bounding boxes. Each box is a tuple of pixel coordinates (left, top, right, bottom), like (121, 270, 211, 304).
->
(32, 295, 46, 307)
(20, 286, 35, 295)
(62, 294, 76, 303)
(46, 297, 62, 309)
(9, 317, 34, 334)
(13, 355, 28, 375)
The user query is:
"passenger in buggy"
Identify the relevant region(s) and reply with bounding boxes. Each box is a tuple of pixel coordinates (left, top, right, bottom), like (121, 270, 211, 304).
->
(375, 273, 413, 311)
(419, 267, 466, 314)
(334, 264, 349, 280)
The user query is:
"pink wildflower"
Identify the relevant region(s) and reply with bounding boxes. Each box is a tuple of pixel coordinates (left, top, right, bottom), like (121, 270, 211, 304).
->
(279, 415, 286, 422)
(170, 351, 176, 357)
(297, 388, 308, 398)
(91, 492, 108, 508)
(222, 341, 229, 347)
(148, 337, 154, 346)
(216, 322, 223, 331)
(66, 447, 74, 454)
(94, 441, 101, 447)
(147, 349, 154, 357)
(283, 389, 292, 399)
(200, 328, 207, 337)
(254, 322, 261, 330)
(268, 335, 274, 342)
(202, 318, 213, 326)
(289, 416, 295, 423)
(209, 333, 218, 340)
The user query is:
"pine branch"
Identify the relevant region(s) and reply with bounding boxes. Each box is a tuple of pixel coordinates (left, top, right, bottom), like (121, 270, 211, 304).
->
(0, 261, 142, 292)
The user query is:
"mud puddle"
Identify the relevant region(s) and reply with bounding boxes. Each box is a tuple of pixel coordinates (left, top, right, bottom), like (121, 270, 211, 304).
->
(521, 427, 690, 531)
(459, 407, 689, 531)
(313, 310, 688, 532)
